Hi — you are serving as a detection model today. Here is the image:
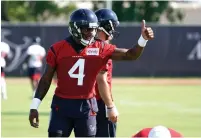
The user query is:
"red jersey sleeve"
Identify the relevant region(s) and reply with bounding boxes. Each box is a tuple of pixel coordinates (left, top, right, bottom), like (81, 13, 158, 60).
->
(46, 47, 56, 68)
(104, 43, 116, 59)
(100, 43, 116, 68)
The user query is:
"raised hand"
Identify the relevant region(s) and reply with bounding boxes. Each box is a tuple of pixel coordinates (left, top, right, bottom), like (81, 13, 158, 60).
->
(141, 20, 154, 40)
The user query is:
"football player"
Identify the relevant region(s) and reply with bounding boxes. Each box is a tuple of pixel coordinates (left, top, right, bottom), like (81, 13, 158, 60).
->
(29, 8, 154, 137)
(94, 8, 120, 137)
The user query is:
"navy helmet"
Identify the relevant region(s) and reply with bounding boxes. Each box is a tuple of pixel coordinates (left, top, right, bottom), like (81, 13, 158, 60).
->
(69, 9, 99, 46)
(95, 8, 120, 39)
(33, 36, 41, 44)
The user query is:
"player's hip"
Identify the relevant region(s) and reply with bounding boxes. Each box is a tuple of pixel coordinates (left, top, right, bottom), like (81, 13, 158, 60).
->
(50, 94, 98, 118)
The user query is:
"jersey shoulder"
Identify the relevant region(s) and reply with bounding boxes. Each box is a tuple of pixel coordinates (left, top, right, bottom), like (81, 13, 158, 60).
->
(93, 40, 116, 57)
(51, 39, 67, 50)
(50, 39, 70, 55)
(46, 40, 67, 67)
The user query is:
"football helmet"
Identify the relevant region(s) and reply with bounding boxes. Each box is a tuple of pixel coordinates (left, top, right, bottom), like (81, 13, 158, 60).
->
(95, 8, 120, 39)
(69, 9, 99, 46)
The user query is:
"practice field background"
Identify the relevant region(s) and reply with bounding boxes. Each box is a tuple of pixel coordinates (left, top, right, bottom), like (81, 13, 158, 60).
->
(1, 78, 201, 137)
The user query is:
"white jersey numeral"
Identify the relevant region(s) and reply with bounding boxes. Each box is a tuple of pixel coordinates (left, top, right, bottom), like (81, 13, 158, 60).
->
(68, 59, 85, 86)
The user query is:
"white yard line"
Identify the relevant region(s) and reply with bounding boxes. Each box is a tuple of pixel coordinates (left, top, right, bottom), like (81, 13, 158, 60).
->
(119, 100, 201, 114)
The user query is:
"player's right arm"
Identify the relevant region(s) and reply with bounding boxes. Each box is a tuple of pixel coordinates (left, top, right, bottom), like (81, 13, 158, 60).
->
(33, 64, 55, 100)
(29, 46, 56, 128)
(29, 64, 55, 128)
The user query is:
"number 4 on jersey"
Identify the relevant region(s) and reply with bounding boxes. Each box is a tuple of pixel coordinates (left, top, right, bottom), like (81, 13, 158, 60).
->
(68, 59, 85, 86)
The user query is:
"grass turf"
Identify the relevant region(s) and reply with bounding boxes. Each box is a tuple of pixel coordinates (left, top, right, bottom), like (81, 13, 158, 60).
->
(1, 78, 201, 137)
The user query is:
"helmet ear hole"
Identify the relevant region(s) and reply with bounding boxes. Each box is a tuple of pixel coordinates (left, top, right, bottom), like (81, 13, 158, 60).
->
(69, 24, 81, 40)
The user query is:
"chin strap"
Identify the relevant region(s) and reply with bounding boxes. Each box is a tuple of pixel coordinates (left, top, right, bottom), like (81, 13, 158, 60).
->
(80, 28, 97, 46)
(80, 38, 95, 46)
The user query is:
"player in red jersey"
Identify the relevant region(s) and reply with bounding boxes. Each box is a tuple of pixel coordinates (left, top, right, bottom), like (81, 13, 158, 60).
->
(29, 8, 154, 137)
(94, 9, 119, 137)
(132, 125, 183, 138)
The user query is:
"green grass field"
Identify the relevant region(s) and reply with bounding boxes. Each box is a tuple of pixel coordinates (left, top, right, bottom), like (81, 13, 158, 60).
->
(1, 78, 201, 137)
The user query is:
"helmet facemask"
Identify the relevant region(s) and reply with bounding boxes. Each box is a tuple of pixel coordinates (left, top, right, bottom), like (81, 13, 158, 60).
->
(98, 20, 120, 40)
(69, 22, 98, 46)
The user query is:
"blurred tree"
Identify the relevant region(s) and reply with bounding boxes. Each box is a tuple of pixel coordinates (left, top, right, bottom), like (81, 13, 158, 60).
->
(1, 1, 9, 21)
(93, 1, 105, 11)
(93, 1, 102, 11)
(112, 1, 184, 23)
(1, 1, 76, 22)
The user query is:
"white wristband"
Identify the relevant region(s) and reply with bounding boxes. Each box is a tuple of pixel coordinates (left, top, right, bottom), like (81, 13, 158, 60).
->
(30, 98, 41, 109)
(138, 35, 148, 47)
(106, 105, 119, 118)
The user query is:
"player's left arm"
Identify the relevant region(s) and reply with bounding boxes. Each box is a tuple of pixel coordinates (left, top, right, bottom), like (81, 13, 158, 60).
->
(96, 71, 113, 108)
(111, 20, 154, 60)
(96, 70, 118, 123)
